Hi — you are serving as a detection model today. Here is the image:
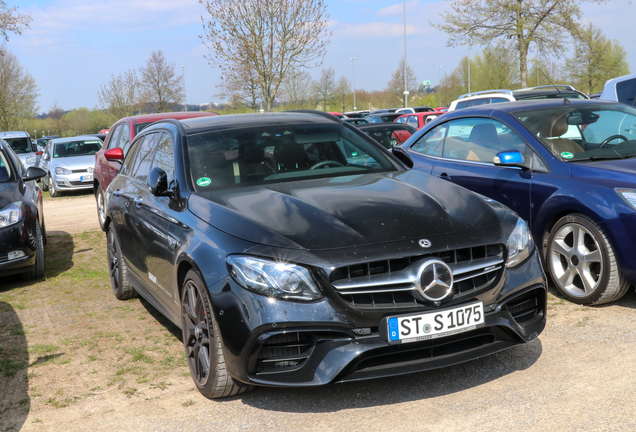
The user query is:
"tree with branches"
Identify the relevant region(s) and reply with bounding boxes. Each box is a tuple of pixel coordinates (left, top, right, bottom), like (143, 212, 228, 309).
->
(1, 1, 31, 43)
(385, 58, 418, 107)
(0, 46, 38, 130)
(199, 0, 331, 112)
(280, 69, 312, 110)
(312, 67, 336, 111)
(139, 50, 184, 113)
(335, 76, 351, 113)
(48, 101, 65, 134)
(434, 0, 602, 88)
(97, 69, 143, 119)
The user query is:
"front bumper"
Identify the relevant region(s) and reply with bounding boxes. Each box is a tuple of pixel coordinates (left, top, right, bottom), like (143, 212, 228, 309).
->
(0, 221, 37, 277)
(52, 173, 94, 190)
(210, 249, 547, 387)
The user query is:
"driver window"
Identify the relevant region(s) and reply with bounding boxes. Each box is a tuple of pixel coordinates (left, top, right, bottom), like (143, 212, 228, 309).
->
(409, 123, 448, 156)
(151, 133, 175, 187)
(130, 133, 159, 183)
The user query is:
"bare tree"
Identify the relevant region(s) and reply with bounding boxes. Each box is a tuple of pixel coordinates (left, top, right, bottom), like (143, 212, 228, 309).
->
(0, 46, 38, 130)
(335, 76, 351, 113)
(565, 23, 630, 94)
(216, 63, 262, 112)
(48, 100, 65, 134)
(139, 50, 184, 113)
(311, 67, 336, 111)
(280, 69, 312, 110)
(1, 1, 31, 43)
(385, 58, 418, 107)
(97, 69, 143, 119)
(199, 0, 332, 112)
(434, 0, 602, 88)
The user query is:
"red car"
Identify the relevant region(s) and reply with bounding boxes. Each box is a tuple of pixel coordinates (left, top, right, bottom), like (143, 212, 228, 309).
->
(393, 111, 440, 129)
(94, 111, 218, 230)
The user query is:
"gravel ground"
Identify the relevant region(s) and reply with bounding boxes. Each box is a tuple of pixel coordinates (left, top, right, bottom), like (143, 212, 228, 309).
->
(7, 193, 636, 431)
(42, 193, 100, 234)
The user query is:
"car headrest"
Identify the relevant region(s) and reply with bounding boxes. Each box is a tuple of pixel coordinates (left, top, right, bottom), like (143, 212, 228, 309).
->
(469, 123, 497, 145)
(541, 114, 569, 138)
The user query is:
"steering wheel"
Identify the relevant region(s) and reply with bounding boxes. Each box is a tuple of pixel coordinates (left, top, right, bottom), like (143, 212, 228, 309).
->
(310, 160, 344, 170)
(599, 134, 628, 148)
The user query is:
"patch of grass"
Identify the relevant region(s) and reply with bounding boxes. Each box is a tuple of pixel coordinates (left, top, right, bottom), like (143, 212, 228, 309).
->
(90, 386, 102, 391)
(124, 347, 154, 364)
(123, 387, 137, 397)
(181, 399, 195, 407)
(0, 357, 24, 377)
(32, 418, 42, 424)
(150, 381, 171, 391)
(88, 355, 98, 362)
(44, 396, 79, 409)
(29, 344, 58, 355)
(576, 316, 591, 327)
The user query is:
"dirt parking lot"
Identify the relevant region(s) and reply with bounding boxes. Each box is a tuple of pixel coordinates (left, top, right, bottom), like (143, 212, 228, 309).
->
(2, 194, 636, 431)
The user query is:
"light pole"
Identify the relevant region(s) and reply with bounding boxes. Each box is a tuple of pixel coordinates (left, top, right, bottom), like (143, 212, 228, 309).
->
(438, 66, 442, 107)
(403, 0, 408, 108)
(181, 65, 187, 112)
(468, 48, 471, 93)
(350, 57, 357, 111)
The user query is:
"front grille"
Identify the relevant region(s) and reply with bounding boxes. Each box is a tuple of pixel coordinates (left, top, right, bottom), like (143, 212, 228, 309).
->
(0, 253, 7, 264)
(71, 169, 89, 173)
(255, 332, 315, 375)
(69, 181, 91, 186)
(331, 244, 504, 309)
(505, 289, 544, 323)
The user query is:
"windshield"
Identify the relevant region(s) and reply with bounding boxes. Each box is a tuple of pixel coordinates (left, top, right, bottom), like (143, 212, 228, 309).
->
(3, 137, 32, 154)
(513, 103, 636, 162)
(53, 140, 102, 158)
(187, 122, 397, 191)
(0, 151, 13, 182)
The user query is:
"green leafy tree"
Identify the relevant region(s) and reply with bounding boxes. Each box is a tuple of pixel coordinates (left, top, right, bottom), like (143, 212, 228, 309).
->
(0, 45, 38, 130)
(472, 43, 519, 91)
(565, 23, 630, 94)
(385, 58, 418, 107)
(311, 67, 336, 111)
(434, 0, 602, 88)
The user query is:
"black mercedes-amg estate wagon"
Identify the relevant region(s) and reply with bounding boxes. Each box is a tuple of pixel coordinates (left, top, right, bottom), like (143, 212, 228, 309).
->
(103, 112, 547, 398)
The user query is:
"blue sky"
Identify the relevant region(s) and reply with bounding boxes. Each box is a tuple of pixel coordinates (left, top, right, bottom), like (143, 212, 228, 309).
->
(7, 0, 636, 113)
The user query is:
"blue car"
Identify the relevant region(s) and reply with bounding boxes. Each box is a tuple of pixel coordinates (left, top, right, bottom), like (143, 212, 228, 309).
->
(403, 99, 636, 305)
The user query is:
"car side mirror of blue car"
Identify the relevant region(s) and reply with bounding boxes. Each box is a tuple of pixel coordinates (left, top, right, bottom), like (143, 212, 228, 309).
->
(493, 150, 530, 170)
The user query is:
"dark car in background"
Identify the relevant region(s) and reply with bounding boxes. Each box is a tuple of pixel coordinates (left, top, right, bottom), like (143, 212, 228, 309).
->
(403, 99, 636, 305)
(0, 140, 47, 280)
(357, 123, 417, 149)
(103, 111, 546, 399)
(343, 117, 368, 126)
(93, 111, 218, 230)
(364, 113, 403, 123)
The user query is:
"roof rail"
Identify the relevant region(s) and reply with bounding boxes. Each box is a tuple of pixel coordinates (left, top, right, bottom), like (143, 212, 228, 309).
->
(457, 89, 513, 100)
(285, 109, 342, 121)
(524, 85, 576, 91)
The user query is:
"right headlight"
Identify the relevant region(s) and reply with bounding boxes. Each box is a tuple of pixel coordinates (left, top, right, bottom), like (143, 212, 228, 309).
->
(226, 255, 322, 301)
(0, 202, 24, 228)
(55, 167, 72, 175)
(507, 218, 534, 268)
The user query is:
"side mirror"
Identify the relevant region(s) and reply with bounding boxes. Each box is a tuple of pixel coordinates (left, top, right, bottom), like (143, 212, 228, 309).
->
(391, 146, 414, 169)
(43, 153, 49, 161)
(147, 167, 174, 199)
(493, 150, 530, 170)
(23, 166, 47, 181)
(104, 147, 124, 161)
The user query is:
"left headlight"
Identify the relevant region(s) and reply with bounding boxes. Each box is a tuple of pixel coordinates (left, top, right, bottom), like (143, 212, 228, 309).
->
(25, 155, 36, 166)
(226, 255, 323, 301)
(0, 202, 24, 228)
(507, 218, 534, 268)
(55, 167, 72, 175)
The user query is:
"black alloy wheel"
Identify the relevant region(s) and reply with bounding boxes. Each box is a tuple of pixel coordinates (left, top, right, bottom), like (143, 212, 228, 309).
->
(107, 225, 136, 300)
(181, 269, 252, 399)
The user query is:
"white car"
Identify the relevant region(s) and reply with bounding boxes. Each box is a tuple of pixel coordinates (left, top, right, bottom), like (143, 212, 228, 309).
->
(447, 90, 516, 112)
(599, 73, 636, 106)
(0, 131, 38, 168)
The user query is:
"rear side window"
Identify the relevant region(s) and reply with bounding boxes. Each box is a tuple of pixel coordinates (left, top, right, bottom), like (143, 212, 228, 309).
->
(129, 133, 160, 182)
(455, 101, 468, 110)
(616, 78, 636, 106)
(106, 124, 122, 150)
(490, 98, 509, 104)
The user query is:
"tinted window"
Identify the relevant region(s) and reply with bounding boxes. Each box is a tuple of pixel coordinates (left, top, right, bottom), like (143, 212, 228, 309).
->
(4, 137, 31, 154)
(0, 150, 13, 182)
(467, 98, 490, 107)
(118, 123, 131, 155)
(130, 133, 159, 182)
(491, 98, 509, 104)
(406, 115, 419, 126)
(187, 122, 396, 191)
(53, 140, 102, 158)
(151, 133, 175, 186)
(409, 123, 448, 156)
(135, 122, 151, 135)
(616, 78, 636, 106)
(394, 117, 406, 123)
(106, 124, 122, 150)
(443, 118, 527, 162)
(455, 101, 468, 110)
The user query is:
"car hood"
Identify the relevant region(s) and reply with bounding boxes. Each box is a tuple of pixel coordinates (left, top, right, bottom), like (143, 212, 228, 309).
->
(571, 158, 636, 186)
(52, 155, 95, 170)
(188, 171, 503, 250)
(0, 181, 20, 210)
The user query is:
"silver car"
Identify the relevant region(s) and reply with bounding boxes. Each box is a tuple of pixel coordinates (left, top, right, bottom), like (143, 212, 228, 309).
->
(0, 131, 38, 168)
(40, 136, 103, 197)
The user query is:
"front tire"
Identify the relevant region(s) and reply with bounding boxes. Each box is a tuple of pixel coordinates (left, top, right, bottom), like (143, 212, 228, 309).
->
(547, 213, 629, 305)
(96, 187, 107, 232)
(48, 176, 58, 198)
(181, 269, 252, 399)
(22, 220, 45, 280)
(107, 225, 137, 300)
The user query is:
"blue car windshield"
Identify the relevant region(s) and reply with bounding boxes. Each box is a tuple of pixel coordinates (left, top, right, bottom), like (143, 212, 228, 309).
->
(513, 103, 636, 162)
(186, 122, 397, 191)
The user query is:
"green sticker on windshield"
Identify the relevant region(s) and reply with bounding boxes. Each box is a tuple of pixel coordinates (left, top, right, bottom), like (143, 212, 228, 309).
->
(561, 152, 574, 159)
(197, 177, 211, 187)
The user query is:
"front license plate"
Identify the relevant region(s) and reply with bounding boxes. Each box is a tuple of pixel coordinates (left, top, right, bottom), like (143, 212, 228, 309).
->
(387, 301, 484, 344)
(80, 175, 93, 182)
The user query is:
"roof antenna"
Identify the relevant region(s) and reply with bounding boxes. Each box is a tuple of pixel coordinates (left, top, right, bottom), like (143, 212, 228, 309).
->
(538, 68, 571, 104)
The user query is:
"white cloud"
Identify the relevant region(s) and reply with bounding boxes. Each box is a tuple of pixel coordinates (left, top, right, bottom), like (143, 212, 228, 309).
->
(376, 1, 421, 17)
(337, 22, 422, 38)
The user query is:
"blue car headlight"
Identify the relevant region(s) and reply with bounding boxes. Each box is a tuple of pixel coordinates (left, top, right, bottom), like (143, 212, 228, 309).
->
(0, 202, 24, 228)
(55, 167, 72, 175)
(226, 255, 322, 301)
(507, 218, 534, 268)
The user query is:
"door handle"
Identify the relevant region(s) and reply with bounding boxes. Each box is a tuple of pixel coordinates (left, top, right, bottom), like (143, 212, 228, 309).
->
(134, 198, 143, 208)
(437, 173, 451, 181)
